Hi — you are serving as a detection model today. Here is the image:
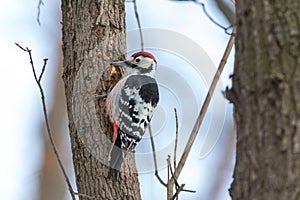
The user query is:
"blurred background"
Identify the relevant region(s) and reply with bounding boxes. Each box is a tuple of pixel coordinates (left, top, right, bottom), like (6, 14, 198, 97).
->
(0, 0, 235, 199)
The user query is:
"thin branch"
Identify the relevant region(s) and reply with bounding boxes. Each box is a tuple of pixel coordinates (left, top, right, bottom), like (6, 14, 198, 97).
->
(15, 43, 27, 51)
(149, 108, 196, 196)
(169, 156, 196, 194)
(173, 108, 179, 170)
(37, 0, 44, 26)
(132, 0, 144, 51)
(192, 0, 233, 35)
(181, 188, 197, 193)
(38, 58, 48, 82)
(171, 184, 185, 200)
(15, 43, 76, 200)
(148, 125, 167, 187)
(155, 171, 168, 187)
(167, 155, 172, 200)
(28, 47, 39, 82)
(171, 27, 237, 184)
(169, 157, 180, 190)
(170, 0, 234, 35)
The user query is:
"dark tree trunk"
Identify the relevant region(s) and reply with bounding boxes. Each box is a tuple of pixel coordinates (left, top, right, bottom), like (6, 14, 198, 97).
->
(61, 1, 141, 199)
(230, 1, 300, 199)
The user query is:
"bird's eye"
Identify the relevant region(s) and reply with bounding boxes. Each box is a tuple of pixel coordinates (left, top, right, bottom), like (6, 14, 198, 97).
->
(135, 58, 141, 63)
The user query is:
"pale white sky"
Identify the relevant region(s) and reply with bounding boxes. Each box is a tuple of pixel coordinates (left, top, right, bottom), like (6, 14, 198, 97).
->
(0, 0, 235, 199)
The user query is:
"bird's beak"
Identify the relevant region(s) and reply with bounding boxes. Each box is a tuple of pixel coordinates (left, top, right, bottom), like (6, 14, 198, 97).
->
(110, 60, 130, 68)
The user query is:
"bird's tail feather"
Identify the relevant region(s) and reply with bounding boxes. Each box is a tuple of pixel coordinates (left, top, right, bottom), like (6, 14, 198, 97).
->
(108, 134, 124, 180)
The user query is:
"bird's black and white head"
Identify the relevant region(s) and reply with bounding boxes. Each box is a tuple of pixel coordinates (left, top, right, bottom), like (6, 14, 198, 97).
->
(111, 51, 157, 77)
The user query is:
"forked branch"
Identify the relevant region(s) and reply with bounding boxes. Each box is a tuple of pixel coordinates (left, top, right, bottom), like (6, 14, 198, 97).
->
(149, 27, 236, 199)
(171, 27, 236, 185)
(15, 43, 97, 200)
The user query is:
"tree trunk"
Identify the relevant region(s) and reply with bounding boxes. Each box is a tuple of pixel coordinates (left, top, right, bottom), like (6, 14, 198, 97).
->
(61, 1, 141, 199)
(230, 1, 300, 199)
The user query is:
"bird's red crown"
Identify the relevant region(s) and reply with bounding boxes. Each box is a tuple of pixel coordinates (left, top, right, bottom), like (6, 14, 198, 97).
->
(131, 51, 156, 63)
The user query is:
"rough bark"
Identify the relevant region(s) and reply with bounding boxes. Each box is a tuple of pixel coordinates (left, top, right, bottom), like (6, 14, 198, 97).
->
(61, 1, 141, 199)
(229, 1, 300, 200)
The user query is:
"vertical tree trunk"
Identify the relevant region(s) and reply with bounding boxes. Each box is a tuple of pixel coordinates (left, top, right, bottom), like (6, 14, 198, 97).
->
(61, 1, 141, 199)
(230, 1, 300, 199)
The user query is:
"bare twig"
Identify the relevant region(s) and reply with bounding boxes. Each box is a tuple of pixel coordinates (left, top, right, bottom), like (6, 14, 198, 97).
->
(37, 0, 44, 26)
(170, 0, 234, 35)
(173, 108, 179, 170)
(192, 0, 233, 35)
(169, 158, 180, 190)
(15, 43, 76, 200)
(171, 184, 185, 200)
(38, 58, 48, 82)
(171, 27, 236, 185)
(167, 156, 172, 200)
(132, 0, 144, 51)
(169, 156, 196, 194)
(165, 26, 237, 199)
(148, 125, 167, 187)
(167, 155, 195, 199)
(149, 108, 196, 198)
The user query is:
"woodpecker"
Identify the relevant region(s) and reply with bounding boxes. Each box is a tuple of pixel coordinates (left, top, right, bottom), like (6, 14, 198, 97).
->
(106, 51, 159, 180)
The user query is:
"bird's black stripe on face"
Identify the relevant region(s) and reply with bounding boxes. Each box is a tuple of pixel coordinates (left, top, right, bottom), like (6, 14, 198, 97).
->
(124, 60, 138, 69)
(123, 60, 137, 69)
(131, 64, 138, 68)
